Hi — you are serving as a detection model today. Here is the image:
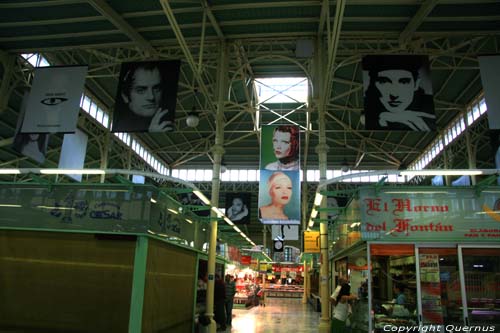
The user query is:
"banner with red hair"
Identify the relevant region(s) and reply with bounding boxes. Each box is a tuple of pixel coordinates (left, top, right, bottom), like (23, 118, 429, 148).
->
(258, 125, 301, 225)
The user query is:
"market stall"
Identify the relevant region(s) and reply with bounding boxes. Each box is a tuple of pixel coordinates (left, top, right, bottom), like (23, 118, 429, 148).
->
(329, 185, 500, 333)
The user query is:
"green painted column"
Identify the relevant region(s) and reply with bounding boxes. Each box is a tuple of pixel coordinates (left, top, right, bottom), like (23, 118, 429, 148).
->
(315, 36, 331, 333)
(205, 40, 228, 333)
(128, 236, 149, 333)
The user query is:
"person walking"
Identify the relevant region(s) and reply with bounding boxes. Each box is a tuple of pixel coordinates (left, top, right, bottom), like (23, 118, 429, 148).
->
(224, 274, 236, 326)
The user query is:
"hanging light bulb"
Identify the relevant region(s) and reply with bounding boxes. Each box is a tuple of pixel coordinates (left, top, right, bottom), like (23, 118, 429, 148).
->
(186, 88, 200, 128)
(186, 105, 200, 127)
(341, 158, 350, 173)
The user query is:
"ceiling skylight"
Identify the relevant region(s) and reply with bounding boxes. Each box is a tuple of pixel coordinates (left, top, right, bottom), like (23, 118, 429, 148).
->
(255, 77, 308, 104)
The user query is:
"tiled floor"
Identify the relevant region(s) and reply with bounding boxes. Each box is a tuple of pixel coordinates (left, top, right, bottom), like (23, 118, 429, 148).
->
(225, 297, 321, 333)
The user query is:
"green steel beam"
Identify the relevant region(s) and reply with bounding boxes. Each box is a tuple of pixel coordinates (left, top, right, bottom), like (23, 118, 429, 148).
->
(128, 236, 149, 333)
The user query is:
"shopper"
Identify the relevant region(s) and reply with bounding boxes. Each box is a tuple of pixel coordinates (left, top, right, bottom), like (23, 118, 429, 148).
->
(224, 274, 236, 326)
(330, 277, 356, 333)
(214, 274, 226, 331)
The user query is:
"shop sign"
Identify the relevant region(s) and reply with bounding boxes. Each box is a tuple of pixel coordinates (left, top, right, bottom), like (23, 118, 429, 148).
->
(303, 230, 320, 253)
(240, 255, 251, 265)
(360, 188, 500, 242)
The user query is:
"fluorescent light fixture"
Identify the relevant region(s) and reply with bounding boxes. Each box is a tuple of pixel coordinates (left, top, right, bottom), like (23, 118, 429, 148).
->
(37, 205, 74, 210)
(40, 169, 105, 175)
(481, 190, 500, 193)
(185, 218, 193, 224)
(0, 204, 22, 208)
(308, 220, 314, 227)
(167, 208, 179, 215)
(400, 170, 483, 177)
(239, 232, 245, 236)
(224, 217, 234, 226)
(475, 211, 500, 215)
(313, 193, 323, 206)
(193, 190, 210, 205)
(311, 208, 318, 219)
(384, 191, 448, 194)
(350, 222, 360, 228)
(0, 169, 21, 174)
(150, 198, 157, 204)
(234, 226, 242, 233)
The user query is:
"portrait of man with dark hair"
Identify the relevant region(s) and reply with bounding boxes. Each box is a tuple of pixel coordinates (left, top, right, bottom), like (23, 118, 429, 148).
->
(111, 60, 180, 133)
(362, 55, 436, 131)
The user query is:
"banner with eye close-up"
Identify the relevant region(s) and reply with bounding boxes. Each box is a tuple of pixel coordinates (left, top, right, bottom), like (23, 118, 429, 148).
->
(21, 65, 88, 134)
(111, 60, 180, 133)
(362, 55, 436, 131)
(259, 125, 301, 225)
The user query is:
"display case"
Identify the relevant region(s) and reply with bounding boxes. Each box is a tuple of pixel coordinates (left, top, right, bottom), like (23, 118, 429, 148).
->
(265, 284, 304, 298)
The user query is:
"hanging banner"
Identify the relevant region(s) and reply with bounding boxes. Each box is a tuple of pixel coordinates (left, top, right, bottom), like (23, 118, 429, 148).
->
(58, 129, 88, 182)
(12, 92, 49, 164)
(303, 231, 320, 253)
(271, 224, 299, 240)
(360, 187, 500, 242)
(362, 55, 436, 131)
(479, 55, 500, 129)
(258, 170, 300, 225)
(225, 192, 251, 224)
(259, 124, 300, 224)
(111, 60, 180, 133)
(260, 125, 300, 171)
(21, 66, 88, 133)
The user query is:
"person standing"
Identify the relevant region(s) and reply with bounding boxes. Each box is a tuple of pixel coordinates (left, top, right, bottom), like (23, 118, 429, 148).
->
(330, 277, 356, 333)
(214, 274, 227, 331)
(224, 275, 236, 326)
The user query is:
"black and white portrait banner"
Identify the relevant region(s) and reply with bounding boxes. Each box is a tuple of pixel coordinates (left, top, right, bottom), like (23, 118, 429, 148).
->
(362, 55, 435, 131)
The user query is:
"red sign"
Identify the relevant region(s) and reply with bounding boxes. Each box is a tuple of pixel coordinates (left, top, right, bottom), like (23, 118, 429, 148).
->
(272, 265, 303, 272)
(240, 255, 251, 265)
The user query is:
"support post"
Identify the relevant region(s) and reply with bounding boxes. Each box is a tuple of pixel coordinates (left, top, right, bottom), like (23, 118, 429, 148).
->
(100, 132, 110, 183)
(465, 130, 477, 185)
(128, 236, 149, 333)
(302, 259, 308, 304)
(205, 41, 228, 333)
(316, 37, 331, 333)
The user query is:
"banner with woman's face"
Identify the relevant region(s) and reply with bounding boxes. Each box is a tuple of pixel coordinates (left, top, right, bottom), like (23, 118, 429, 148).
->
(225, 193, 251, 224)
(258, 170, 300, 225)
(260, 125, 300, 171)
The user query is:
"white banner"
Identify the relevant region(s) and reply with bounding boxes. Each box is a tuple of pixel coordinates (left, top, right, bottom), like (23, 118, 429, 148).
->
(271, 224, 299, 240)
(479, 55, 500, 129)
(21, 66, 88, 133)
(58, 129, 88, 182)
